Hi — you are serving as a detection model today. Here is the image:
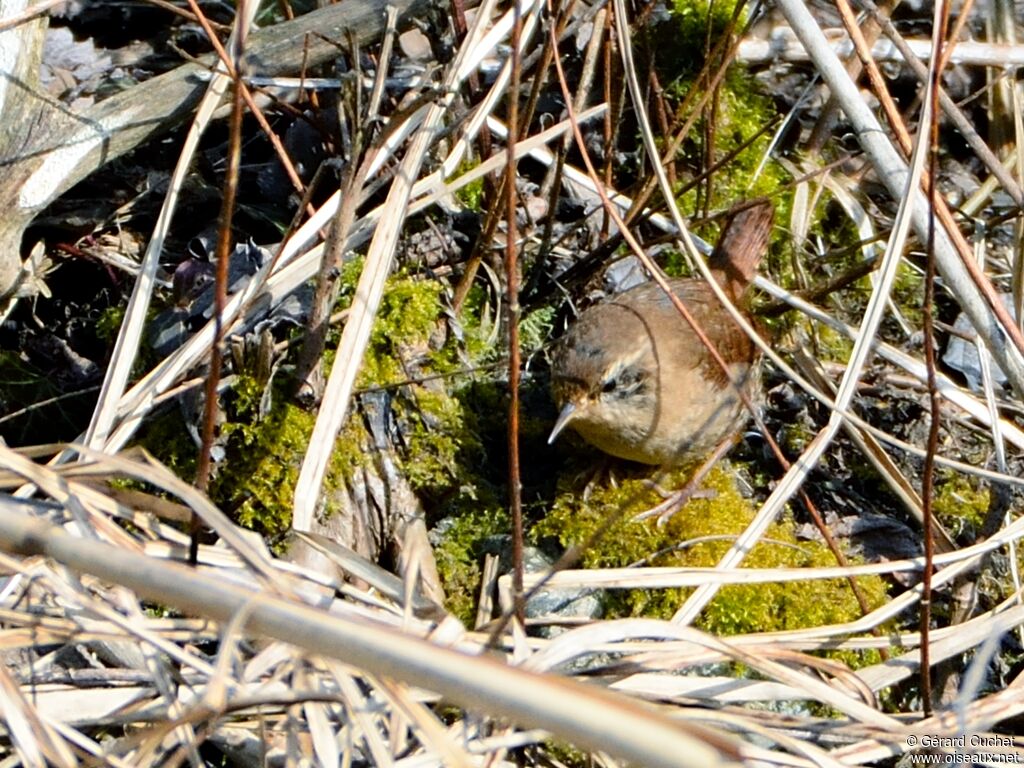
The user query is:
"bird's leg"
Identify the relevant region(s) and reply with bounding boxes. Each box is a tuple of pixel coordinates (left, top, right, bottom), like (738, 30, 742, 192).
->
(581, 456, 618, 501)
(634, 435, 740, 526)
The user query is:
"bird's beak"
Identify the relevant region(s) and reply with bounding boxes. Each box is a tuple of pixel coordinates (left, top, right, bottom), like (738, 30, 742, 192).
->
(548, 401, 578, 444)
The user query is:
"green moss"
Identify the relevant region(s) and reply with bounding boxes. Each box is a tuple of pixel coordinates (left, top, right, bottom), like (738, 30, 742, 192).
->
(133, 262, 501, 555)
(787, 317, 855, 365)
(533, 463, 888, 658)
(327, 270, 494, 520)
(542, 741, 591, 768)
(346, 274, 447, 386)
(932, 471, 989, 539)
(433, 507, 510, 624)
(452, 158, 485, 212)
(651, 68, 795, 293)
(351, 274, 491, 499)
(402, 387, 474, 493)
(634, 0, 791, 223)
(96, 304, 126, 343)
(518, 306, 556, 358)
(212, 395, 316, 542)
(648, 0, 882, 315)
(778, 417, 816, 457)
(686, 76, 788, 202)
(890, 260, 926, 327)
(671, 0, 743, 50)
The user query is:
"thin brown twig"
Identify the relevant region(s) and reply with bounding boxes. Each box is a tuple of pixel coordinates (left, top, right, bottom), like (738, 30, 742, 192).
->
(601, 3, 615, 238)
(183, 0, 314, 217)
(649, 70, 675, 188)
(699, 3, 719, 219)
(505, 0, 526, 626)
(192, 4, 248, 562)
(454, 0, 579, 313)
(625, 0, 750, 224)
(834, 0, 909, 160)
(294, 41, 374, 401)
(919, 0, 957, 717)
(0, 0, 68, 32)
(0, 386, 101, 428)
(139, 0, 233, 31)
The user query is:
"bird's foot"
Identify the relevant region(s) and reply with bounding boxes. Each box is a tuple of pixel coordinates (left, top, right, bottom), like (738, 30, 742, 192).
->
(634, 435, 741, 526)
(634, 480, 717, 526)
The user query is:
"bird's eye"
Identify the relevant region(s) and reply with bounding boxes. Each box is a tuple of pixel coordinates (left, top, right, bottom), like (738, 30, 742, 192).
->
(601, 378, 617, 394)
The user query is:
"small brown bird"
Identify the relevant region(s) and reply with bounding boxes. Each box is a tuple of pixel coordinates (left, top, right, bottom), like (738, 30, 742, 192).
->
(548, 201, 774, 520)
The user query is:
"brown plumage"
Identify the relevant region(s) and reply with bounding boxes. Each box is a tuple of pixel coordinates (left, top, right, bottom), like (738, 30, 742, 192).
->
(549, 200, 773, 467)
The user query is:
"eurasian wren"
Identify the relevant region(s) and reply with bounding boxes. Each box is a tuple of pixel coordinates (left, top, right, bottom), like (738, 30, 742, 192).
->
(548, 201, 773, 516)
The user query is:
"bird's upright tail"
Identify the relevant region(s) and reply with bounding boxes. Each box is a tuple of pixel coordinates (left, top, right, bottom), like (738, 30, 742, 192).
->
(707, 199, 774, 301)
